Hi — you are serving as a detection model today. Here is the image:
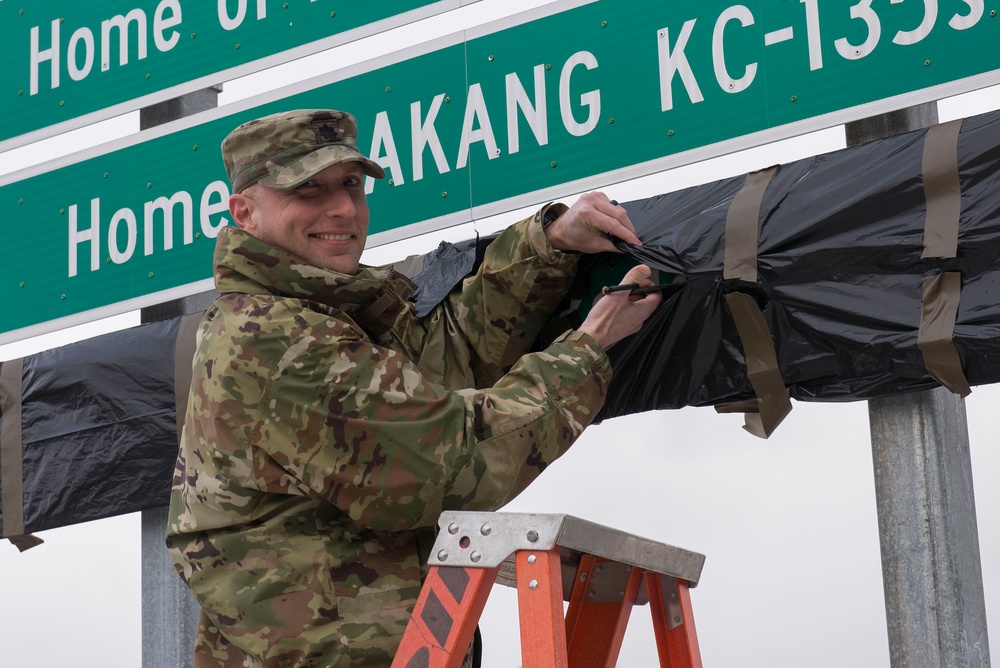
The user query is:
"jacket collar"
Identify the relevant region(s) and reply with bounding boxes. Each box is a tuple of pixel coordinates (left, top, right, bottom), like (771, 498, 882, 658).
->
(213, 226, 416, 332)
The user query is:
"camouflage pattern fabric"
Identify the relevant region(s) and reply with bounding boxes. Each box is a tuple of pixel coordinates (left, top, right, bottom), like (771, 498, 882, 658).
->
(166, 205, 612, 667)
(222, 109, 386, 194)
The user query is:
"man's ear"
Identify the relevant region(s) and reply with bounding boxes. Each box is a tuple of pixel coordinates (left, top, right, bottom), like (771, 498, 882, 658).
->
(229, 193, 254, 231)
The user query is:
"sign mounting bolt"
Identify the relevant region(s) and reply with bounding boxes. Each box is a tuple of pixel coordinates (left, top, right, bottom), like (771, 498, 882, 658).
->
(148, 272, 154, 278)
(608, 117, 615, 124)
(488, 54, 494, 61)
(527, 530, 539, 542)
(19, 282, 25, 288)
(61, 294, 66, 301)
(528, 579, 539, 590)
(924, 59, 931, 67)
(668, 129, 675, 136)
(331, 11, 336, 17)
(602, 20, 608, 27)
(551, 161, 557, 168)
(791, 95, 798, 102)
(442, 191, 448, 198)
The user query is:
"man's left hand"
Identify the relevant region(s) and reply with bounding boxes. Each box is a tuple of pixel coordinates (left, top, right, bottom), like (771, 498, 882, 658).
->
(544, 192, 641, 254)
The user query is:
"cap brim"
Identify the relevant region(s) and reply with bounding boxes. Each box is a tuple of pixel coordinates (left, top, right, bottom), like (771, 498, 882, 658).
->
(259, 144, 385, 189)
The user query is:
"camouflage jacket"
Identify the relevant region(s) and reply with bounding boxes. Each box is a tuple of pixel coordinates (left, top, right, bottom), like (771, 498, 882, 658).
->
(166, 205, 612, 667)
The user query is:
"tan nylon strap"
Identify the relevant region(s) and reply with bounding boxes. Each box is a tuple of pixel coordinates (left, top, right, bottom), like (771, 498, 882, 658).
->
(921, 119, 963, 259)
(721, 293, 794, 438)
(1, 358, 43, 552)
(918, 120, 970, 395)
(717, 165, 791, 438)
(724, 166, 777, 282)
(917, 272, 971, 397)
(174, 312, 203, 443)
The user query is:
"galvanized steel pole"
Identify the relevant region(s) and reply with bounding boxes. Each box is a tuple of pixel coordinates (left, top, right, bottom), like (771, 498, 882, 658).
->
(139, 90, 221, 668)
(846, 107, 991, 668)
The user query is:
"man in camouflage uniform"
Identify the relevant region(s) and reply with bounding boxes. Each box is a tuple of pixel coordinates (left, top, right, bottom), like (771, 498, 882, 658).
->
(166, 109, 662, 667)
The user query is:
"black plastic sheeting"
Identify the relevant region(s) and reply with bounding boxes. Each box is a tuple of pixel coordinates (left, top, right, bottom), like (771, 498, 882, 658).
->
(0, 319, 180, 537)
(598, 109, 1000, 418)
(3, 108, 1000, 537)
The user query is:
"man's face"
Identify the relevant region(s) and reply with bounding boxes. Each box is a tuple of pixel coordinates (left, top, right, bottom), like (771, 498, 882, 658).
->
(231, 161, 370, 275)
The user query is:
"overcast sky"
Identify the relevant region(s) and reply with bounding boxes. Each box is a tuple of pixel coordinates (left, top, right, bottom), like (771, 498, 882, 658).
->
(2, 1, 999, 666)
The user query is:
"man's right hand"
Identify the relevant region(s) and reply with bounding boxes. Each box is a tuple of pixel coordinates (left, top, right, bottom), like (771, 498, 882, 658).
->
(577, 265, 663, 349)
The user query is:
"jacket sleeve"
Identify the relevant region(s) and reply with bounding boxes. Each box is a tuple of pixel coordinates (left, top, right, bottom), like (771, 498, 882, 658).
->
(407, 203, 577, 386)
(247, 301, 611, 533)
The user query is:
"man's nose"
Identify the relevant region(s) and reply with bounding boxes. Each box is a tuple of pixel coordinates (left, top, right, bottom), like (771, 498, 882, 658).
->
(326, 188, 356, 218)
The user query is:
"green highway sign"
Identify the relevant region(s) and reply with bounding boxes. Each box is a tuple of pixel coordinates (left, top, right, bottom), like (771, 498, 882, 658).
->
(1, 0, 479, 150)
(3, 0, 1000, 343)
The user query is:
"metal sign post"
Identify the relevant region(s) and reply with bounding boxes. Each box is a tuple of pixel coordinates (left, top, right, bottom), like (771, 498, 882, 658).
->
(138, 93, 220, 668)
(846, 107, 991, 668)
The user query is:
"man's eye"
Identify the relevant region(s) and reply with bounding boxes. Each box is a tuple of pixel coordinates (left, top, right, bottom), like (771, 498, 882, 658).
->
(299, 179, 317, 188)
(344, 176, 362, 188)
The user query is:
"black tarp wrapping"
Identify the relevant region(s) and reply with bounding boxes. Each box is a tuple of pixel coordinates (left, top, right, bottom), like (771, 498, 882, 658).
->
(3, 108, 1000, 539)
(0, 320, 181, 542)
(598, 109, 1000, 419)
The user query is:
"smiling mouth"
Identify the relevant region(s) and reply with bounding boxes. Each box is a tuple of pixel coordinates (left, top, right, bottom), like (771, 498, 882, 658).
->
(312, 233, 353, 241)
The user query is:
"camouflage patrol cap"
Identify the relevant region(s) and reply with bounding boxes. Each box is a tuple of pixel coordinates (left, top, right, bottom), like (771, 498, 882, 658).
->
(222, 109, 386, 193)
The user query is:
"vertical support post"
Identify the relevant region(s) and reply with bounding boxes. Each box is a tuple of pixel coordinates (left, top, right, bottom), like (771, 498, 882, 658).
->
(846, 106, 991, 668)
(139, 88, 222, 668)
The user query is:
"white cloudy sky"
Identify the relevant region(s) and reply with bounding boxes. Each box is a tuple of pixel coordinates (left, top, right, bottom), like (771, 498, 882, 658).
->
(2, 1, 999, 666)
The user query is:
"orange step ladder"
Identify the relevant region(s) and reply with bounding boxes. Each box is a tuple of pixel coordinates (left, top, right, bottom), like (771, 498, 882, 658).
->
(391, 511, 706, 668)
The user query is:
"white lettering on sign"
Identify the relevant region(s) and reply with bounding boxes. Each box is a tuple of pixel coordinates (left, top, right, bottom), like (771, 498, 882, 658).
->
(559, 51, 600, 137)
(369, 111, 405, 188)
(67, 180, 231, 277)
(457, 82, 499, 169)
(713, 5, 757, 95)
(506, 64, 548, 155)
(411, 94, 451, 183)
(218, 0, 268, 31)
(365, 51, 602, 194)
(657, 0, 990, 111)
(657, 20, 704, 112)
(29, 0, 183, 95)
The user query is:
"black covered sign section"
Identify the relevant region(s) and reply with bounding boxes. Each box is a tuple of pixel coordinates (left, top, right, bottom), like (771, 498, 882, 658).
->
(595, 110, 1000, 423)
(3, 108, 1000, 541)
(0, 319, 181, 542)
